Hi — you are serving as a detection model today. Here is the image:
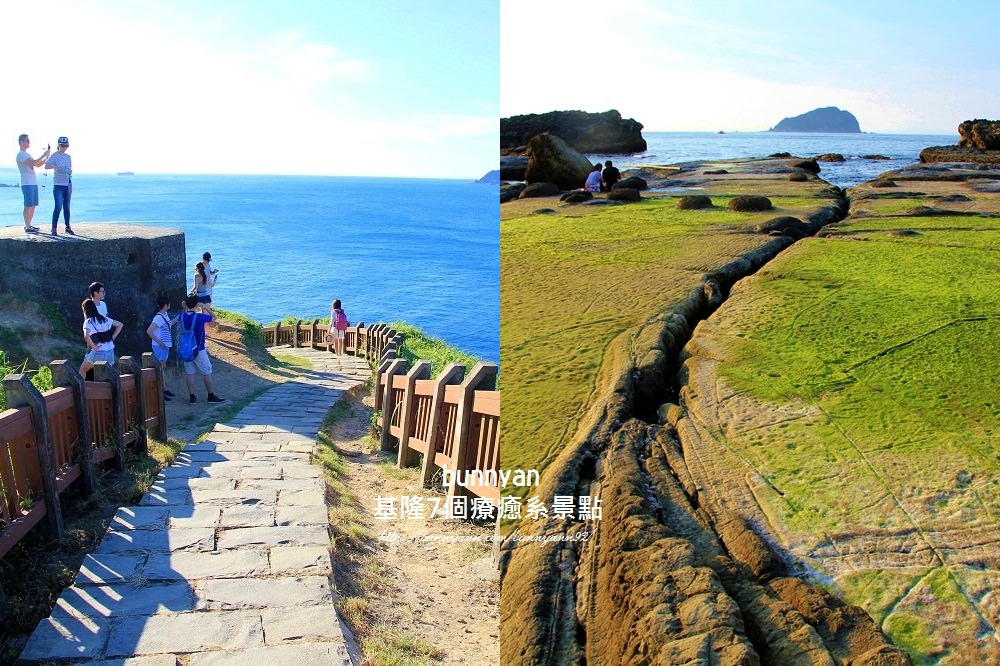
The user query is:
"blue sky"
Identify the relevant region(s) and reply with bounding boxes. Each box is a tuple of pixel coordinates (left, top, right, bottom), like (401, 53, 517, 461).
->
(501, 0, 1000, 135)
(3, 1, 498, 177)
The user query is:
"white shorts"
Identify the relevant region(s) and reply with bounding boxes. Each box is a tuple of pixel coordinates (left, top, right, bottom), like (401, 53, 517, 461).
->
(183, 348, 213, 375)
(328, 329, 345, 341)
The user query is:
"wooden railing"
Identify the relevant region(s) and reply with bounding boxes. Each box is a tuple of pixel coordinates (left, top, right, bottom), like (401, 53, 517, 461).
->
(263, 319, 501, 508)
(376, 359, 500, 507)
(261, 320, 404, 365)
(0, 354, 166, 563)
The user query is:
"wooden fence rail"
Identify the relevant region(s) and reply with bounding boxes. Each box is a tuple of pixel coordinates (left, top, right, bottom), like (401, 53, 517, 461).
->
(376, 359, 500, 507)
(0, 353, 165, 566)
(261, 320, 403, 365)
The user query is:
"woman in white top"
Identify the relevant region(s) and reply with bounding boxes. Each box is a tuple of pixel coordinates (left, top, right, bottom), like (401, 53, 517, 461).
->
(146, 294, 176, 399)
(79, 297, 123, 378)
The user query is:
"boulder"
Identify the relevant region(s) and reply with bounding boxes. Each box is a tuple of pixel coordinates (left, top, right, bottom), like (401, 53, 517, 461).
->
(791, 159, 820, 173)
(518, 182, 562, 199)
(814, 153, 845, 162)
(500, 156, 528, 181)
(500, 183, 526, 203)
(755, 216, 808, 237)
(560, 191, 593, 203)
(920, 145, 1000, 164)
(788, 170, 810, 182)
(607, 187, 641, 202)
(614, 176, 648, 191)
(958, 119, 1000, 149)
(728, 196, 773, 212)
(501, 109, 647, 154)
(677, 195, 713, 210)
(524, 134, 594, 189)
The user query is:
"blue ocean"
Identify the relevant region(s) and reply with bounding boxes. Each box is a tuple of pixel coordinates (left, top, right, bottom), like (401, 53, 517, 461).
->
(1, 132, 961, 365)
(588, 131, 959, 189)
(0, 175, 500, 362)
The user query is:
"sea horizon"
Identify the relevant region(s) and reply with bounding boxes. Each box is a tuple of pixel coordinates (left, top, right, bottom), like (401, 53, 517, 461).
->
(1, 174, 499, 362)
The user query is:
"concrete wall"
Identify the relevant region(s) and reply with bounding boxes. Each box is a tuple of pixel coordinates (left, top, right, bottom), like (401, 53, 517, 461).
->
(0, 223, 188, 357)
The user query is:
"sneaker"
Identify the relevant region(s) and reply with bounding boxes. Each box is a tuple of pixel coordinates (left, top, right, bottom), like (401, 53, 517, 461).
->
(24, 226, 38, 233)
(189, 394, 197, 404)
(207, 394, 225, 404)
(164, 389, 175, 397)
(51, 227, 58, 236)
(65, 227, 75, 235)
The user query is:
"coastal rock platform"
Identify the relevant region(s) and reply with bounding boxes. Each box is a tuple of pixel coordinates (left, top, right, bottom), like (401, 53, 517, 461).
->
(499, 155, 1000, 663)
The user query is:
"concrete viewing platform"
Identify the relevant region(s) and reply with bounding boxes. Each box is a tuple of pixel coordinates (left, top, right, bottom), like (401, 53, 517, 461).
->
(0, 222, 188, 355)
(0, 222, 183, 242)
(19, 347, 370, 665)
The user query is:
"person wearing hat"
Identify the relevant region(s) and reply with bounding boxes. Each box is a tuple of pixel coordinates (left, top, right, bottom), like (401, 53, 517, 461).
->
(15, 133, 51, 233)
(45, 136, 74, 235)
(202, 251, 218, 299)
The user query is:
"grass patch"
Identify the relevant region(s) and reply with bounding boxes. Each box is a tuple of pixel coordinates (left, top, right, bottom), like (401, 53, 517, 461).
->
(361, 626, 446, 666)
(269, 353, 313, 369)
(378, 458, 419, 482)
(882, 613, 937, 665)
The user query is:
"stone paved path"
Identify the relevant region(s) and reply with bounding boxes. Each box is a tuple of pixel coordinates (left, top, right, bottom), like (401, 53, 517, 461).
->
(19, 347, 371, 665)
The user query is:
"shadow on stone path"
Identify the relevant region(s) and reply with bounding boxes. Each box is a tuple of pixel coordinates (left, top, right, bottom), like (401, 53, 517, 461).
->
(19, 347, 370, 665)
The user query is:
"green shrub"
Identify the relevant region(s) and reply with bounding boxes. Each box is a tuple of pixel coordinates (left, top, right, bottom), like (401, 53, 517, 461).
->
(390, 322, 481, 377)
(213, 307, 264, 347)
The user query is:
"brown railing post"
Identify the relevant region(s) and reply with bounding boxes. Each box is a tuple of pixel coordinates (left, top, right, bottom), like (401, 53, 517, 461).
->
(369, 323, 385, 360)
(2, 375, 64, 539)
(311, 319, 320, 349)
(291, 320, 299, 348)
(142, 352, 168, 441)
(120, 356, 148, 456)
(381, 328, 400, 363)
(94, 361, 126, 468)
(49, 360, 96, 495)
(379, 358, 408, 452)
(357, 322, 368, 359)
(445, 362, 499, 501)
(353, 321, 365, 357)
(397, 360, 432, 468)
(274, 322, 282, 347)
(419, 362, 465, 488)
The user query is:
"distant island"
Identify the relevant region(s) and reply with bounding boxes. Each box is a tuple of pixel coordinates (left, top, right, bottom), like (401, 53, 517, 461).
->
(770, 106, 861, 133)
(477, 170, 500, 185)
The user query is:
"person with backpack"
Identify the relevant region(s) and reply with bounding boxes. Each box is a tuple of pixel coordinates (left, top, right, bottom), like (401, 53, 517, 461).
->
(179, 295, 224, 404)
(146, 295, 176, 401)
(79, 298, 123, 377)
(328, 298, 349, 355)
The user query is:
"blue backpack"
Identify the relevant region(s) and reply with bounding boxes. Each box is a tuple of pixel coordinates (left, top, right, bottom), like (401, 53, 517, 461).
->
(178, 313, 197, 362)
